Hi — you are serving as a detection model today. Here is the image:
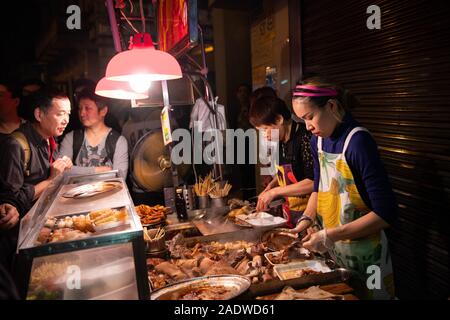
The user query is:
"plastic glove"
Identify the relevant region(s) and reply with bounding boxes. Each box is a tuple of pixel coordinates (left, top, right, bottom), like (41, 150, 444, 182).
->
(302, 229, 334, 253)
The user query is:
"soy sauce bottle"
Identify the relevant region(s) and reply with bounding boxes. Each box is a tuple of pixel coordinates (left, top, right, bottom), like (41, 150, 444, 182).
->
(175, 187, 188, 221)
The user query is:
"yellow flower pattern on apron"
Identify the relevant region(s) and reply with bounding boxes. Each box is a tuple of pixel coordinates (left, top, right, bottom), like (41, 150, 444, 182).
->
(317, 178, 340, 228)
(317, 127, 395, 299)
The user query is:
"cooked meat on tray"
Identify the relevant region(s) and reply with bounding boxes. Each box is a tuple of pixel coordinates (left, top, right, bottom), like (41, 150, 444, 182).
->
(35, 207, 128, 245)
(147, 234, 276, 290)
(158, 285, 231, 300)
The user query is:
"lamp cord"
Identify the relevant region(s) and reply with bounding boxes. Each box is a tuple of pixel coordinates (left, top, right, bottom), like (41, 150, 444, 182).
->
(128, 0, 134, 13)
(139, 0, 146, 33)
(120, 10, 139, 33)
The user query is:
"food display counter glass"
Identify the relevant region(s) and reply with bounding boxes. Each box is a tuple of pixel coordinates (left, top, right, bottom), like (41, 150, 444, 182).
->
(15, 171, 149, 300)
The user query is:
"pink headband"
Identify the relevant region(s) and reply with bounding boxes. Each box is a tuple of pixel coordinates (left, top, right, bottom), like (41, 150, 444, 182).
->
(293, 85, 338, 97)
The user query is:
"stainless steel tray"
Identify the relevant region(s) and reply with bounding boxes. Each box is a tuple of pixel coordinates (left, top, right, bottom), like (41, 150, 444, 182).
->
(150, 275, 251, 300)
(179, 227, 269, 247)
(241, 268, 364, 299)
(261, 229, 299, 251)
(61, 180, 122, 199)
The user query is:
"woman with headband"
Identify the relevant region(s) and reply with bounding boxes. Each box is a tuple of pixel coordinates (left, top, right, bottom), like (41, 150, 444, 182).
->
(290, 77, 397, 299)
(249, 96, 314, 228)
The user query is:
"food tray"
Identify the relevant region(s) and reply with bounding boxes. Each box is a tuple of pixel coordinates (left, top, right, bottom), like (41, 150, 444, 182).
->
(92, 219, 130, 232)
(61, 180, 122, 199)
(273, 260, 332, 281)
(150, 275, 251, 300)
(260, 229, 298, 251)
(90, 207, 130, 232)
(264, 247, 312, 266)
(36, 206, 131, 245)
(36, 212, 94, 246)
(135, 204, 169, 227)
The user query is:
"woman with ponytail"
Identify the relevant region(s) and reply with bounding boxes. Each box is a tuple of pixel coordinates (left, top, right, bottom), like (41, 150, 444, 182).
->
(290, 77, 397, 299)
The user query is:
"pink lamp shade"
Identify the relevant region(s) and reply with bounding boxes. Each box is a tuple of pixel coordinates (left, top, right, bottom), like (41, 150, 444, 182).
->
(105, 47, 182, 82)
(95, 77, 149, 100)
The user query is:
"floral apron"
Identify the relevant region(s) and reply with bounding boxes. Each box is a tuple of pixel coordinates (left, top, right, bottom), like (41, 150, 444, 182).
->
(317, 127, 395, 299)
(275, 163, 309, 228)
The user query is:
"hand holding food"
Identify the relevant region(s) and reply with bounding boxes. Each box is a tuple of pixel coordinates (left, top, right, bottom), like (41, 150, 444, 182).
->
(256, 189, 276, 212)
(300, 226, 319, 243)
(60, 156, 73, 170)
(302, 229, 334, 253)
(49, 159, 67, 179)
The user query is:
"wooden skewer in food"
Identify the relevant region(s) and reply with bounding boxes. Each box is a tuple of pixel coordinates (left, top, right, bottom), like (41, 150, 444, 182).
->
(144, 227, 165, 241)
(209, 181, 232, 198)
(194, 172, 214, 196)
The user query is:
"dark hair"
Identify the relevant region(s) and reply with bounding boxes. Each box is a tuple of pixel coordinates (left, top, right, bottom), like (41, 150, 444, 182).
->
(18, 88, 69, 122)
(249, 96, 291, 127)
(250, 86, 277, 106)
(293, 76, 360, 111)
(77, 87, 109, 110)
(0, 79, 21, 98)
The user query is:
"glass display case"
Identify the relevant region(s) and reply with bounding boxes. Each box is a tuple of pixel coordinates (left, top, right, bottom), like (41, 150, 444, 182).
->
(15, 171, 149, 300)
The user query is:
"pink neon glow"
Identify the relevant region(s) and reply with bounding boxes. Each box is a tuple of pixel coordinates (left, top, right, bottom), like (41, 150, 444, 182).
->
(293, 92, 337, 97)
(293, 85, 338, 97)
(95, 77, 149, 100)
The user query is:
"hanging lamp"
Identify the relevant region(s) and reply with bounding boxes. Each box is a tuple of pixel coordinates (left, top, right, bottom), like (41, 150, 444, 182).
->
(95, 77, 149, 99)
(105, 33, 182, 93)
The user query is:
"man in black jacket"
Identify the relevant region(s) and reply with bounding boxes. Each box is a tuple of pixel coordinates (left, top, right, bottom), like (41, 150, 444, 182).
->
(0, 88, 72, 274)
(0, 88, 72, 214)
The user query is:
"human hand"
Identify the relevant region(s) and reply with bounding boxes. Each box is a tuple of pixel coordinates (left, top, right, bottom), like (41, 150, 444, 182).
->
(288, 215, 314, 234)
(256, 189, 277, 212)
(60, 156, 73, 170)
(300, 225, 320, 242)
(0, 203, 20, 230)
(49, 159, 67, 179)
(302, 229, 334, 253)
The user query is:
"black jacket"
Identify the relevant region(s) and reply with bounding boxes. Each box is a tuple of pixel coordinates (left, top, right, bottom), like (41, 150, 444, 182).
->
(0, 122, 52, 215)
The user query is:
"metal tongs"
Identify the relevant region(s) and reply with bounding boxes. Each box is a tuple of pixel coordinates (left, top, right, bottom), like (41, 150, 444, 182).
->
(247, 196, 286, 212)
